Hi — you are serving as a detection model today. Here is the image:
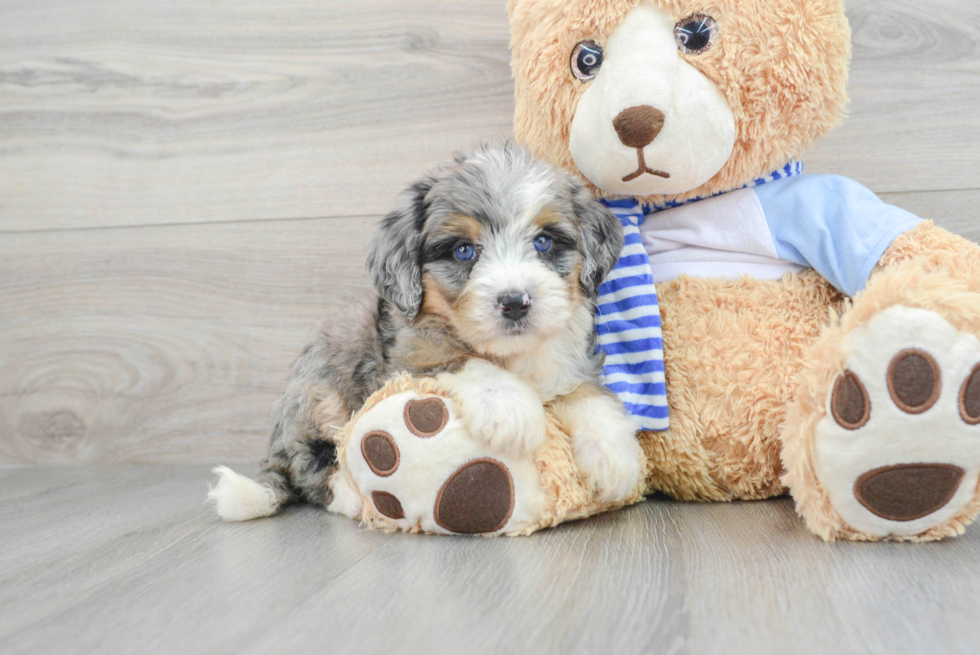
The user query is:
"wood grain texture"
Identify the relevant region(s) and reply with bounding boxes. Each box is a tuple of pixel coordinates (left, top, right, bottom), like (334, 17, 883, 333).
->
(0, 216, 379, 464)
(879, 190, 980, 241)
(1, 465, 978, 655)
(0, 0, 513, 231)
(805, 0, 980, 193)
(1, 0, 978, 232)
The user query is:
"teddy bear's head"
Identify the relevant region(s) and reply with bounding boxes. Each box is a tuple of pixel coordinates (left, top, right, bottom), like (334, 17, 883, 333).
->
(508, 0, 851, 204)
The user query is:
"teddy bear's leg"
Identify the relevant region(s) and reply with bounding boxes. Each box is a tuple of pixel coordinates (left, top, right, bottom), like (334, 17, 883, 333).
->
(783, 224, 980, 541)
(330, 375, 549, 535)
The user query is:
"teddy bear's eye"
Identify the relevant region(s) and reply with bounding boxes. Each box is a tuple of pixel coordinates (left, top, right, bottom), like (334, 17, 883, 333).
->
(674, 14, 718, 55)
(570, 41, 604, 82)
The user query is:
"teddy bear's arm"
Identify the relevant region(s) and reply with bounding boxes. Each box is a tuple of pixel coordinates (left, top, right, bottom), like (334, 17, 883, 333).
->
(753, 174, 922, 297)
(875, 220, 980, 284)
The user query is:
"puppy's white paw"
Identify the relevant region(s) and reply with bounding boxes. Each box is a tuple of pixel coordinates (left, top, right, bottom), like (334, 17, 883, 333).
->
(326, 467, 365, 519)
(574, 433, 643, 504)
(208, 466, 279, 522)
(465, 392, 547, 456)
(438, 360, 547, 456)
(564, 396, 643, 503)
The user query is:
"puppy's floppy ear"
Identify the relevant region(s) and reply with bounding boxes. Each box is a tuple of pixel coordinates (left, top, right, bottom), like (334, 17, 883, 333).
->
(571, 184, 624, 296)
(366, 178, 434, 320)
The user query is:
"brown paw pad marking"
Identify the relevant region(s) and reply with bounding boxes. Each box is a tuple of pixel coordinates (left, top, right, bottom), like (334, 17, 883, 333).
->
(434, 459, 514, 534)
(361, 431, 399, 477)
(854, 464, 965, 521)
(959, 364, 980, 425)
(887, 349, 941, 414)
(371, 491, 405, 520)
(404, 397, 448, 437)
(831, 370, 870, 430)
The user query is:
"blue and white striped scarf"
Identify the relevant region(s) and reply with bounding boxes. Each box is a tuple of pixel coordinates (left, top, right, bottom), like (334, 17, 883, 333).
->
(596, 161, 803, 431)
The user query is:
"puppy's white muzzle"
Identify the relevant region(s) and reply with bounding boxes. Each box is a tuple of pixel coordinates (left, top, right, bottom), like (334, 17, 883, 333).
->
(464, 256, 572, 357)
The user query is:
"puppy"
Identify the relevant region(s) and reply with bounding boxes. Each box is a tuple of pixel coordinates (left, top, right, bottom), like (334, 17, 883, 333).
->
(210, 143, 643, 522)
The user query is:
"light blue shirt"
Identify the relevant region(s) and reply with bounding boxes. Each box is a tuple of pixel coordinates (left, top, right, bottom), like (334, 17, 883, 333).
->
(754, 174, 922, 296)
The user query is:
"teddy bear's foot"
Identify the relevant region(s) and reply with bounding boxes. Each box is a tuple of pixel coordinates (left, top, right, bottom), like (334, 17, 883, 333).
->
(808, 305, 980, 541)
(333, 389, 546, 535)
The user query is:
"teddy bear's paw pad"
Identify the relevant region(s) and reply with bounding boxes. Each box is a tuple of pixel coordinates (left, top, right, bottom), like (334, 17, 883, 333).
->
(361, 432, 399, 477)
(371, 491, 405, 520)
(435, 459, 514, 534)
(344, 391, 545, 535)
(853, 464, 964, 522)
(404, 398, 448, 437)
(816, 305, 980, 538)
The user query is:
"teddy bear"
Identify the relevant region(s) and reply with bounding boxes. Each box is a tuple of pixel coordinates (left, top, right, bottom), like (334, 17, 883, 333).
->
(321, 0, 980, 542)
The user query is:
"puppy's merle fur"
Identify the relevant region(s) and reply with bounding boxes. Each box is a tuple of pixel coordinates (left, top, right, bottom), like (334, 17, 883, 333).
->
(212, 144, 642, 520)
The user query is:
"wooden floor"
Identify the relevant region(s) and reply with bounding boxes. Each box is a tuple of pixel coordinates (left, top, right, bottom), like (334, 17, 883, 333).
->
(1, 465, 978, 655)
(3, 0, 980, 652)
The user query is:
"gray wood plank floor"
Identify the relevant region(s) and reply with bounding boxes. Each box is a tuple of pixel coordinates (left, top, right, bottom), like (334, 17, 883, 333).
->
(1, 465, 978, 655)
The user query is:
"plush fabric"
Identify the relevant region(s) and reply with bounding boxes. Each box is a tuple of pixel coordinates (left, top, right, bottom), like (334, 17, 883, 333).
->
(640, 270, 843, 501)
(509, 0, 851, 205)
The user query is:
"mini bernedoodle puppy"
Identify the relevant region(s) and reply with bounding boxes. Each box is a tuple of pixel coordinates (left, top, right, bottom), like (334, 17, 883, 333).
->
(211, 143, 643, 521)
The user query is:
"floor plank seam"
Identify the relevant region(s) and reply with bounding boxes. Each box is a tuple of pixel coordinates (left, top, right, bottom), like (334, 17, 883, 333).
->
(0, 212, 383, 236)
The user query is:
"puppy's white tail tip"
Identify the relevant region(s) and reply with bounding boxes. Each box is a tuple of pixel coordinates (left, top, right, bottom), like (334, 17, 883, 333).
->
(208, 465, 279, 522)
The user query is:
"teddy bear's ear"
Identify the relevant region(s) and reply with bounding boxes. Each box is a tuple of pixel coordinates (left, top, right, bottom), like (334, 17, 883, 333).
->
(365, 178, 434, 320)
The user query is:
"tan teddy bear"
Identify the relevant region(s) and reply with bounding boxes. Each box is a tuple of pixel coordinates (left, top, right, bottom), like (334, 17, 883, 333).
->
(223, 0, 980, 542)
(499, 0, 980, 542)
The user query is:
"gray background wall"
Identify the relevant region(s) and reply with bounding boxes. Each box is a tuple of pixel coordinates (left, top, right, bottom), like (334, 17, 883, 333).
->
(2, 0, 978, 465)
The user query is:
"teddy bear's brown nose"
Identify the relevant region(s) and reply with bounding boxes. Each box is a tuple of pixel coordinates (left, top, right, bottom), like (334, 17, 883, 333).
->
(613, 105, 666, 149)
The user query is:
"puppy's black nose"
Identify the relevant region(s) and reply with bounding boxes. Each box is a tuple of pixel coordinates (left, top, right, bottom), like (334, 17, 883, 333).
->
(498, 292, 530, 321)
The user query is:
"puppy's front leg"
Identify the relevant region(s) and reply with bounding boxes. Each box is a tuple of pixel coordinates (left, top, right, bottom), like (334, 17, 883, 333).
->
(437, 359, 547, 456)
(550, 385, 643, 503)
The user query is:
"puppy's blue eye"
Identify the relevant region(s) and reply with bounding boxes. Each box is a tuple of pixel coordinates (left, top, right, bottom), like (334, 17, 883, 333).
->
(454, 244, 476, 261)
(533, 235, 553, 252)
